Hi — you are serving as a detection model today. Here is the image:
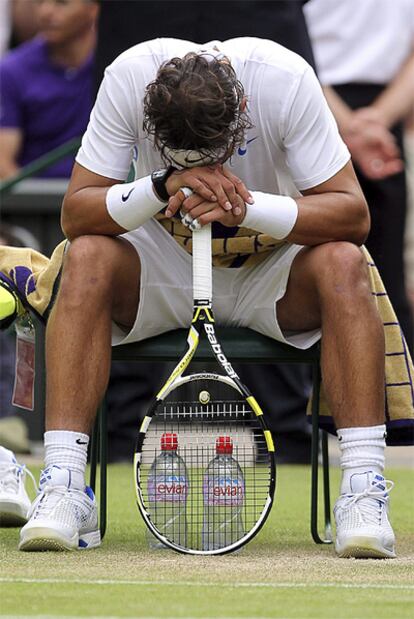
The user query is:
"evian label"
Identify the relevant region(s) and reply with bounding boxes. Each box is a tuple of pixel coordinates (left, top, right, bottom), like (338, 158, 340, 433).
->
(148, 475, 188, 502)
(203, 477, 245, 506)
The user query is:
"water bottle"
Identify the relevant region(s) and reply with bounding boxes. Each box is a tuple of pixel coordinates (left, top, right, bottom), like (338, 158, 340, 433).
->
(147, 432, 189, 549)
(202, 436, 245, 551)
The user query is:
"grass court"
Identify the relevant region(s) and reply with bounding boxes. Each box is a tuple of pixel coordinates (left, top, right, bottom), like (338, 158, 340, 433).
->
(1, 463, 413, 619)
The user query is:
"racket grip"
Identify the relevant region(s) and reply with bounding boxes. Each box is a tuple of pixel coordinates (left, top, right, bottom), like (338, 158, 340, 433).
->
(193, 224, 212, 302)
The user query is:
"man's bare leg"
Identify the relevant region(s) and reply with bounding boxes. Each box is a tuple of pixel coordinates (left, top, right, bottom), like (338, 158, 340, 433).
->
(277, 241, 385, 428)
(46, 235, 140, 434)
(19, 234, 141, 551)
(277, 241, 395, 558)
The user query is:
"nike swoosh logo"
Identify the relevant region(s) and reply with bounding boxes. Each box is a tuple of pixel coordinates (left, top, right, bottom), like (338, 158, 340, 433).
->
(121, 187, 135, 202)
(237, 136, 258, 156)
(76, 439, 88, 445)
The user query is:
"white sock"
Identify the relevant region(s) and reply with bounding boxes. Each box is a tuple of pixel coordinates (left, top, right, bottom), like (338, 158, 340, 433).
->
(337, 424, 386, 494)
(44, 430, 89, 490)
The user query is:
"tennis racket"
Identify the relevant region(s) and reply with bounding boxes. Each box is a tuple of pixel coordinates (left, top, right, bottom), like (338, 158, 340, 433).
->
(134, 223, 276, 555)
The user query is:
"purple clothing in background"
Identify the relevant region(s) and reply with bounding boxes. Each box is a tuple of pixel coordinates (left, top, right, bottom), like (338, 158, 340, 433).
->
(0, 37, 94, 178)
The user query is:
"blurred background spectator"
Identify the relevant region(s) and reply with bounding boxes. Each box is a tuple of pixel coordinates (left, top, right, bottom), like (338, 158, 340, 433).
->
(0, 0, 99, 180)
(0, 1, 99, 455)
(304, 0, 414, 353)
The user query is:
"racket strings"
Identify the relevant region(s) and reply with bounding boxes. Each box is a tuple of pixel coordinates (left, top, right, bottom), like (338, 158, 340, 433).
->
(140, 395, 272, 551)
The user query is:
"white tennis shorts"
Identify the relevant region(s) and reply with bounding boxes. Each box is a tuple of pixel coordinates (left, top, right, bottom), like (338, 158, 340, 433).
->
(112, 219, 321, 349)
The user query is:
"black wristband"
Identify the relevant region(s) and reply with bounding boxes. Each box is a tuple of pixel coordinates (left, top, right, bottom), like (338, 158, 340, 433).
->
(151, 166, 177, 202)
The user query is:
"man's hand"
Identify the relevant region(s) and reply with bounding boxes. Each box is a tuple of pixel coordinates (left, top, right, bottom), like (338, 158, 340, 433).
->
(343, 107, 403, 180)
(165, 163, 253, 217)
(177, 192, 246, 228)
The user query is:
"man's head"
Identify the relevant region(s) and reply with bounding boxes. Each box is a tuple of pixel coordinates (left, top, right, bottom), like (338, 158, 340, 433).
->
(143, 51, 252, 167)
(35, 0, 99, 47)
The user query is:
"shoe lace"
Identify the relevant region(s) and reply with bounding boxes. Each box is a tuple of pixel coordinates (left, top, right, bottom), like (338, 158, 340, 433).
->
(0, 463, 36, 494)
(341, 478, 394, 524)
(32, 485, 69, 517)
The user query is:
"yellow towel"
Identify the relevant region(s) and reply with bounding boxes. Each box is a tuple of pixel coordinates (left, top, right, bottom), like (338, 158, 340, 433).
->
(0, 241, 66, 321)
(310, 247, 413, 444)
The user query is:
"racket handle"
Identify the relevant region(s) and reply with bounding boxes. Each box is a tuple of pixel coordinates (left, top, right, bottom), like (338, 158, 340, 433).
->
(193, 224, 212, 303)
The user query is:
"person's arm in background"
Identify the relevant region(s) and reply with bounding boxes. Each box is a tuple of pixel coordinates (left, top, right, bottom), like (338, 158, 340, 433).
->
(0, 60, 24, 180)
(323, 85, 403, 180)
(357, 49, 414, 130)
(0, 128, 22, 179)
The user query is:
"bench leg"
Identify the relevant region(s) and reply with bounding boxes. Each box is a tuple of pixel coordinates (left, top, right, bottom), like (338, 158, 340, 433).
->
(99, 401, 107, 539)
(89, 404, 107, 540)
(89, 413, 99, 493)
(310, 362, 332, 544)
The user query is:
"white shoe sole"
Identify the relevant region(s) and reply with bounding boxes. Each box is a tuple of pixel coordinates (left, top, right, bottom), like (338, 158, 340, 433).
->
(0, 502, 29, 527)
(19, 527, 101, 552)
(336, 535, 396, 559)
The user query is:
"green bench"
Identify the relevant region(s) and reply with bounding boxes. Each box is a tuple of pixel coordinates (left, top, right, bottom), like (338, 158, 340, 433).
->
(90, 327, 333, 546)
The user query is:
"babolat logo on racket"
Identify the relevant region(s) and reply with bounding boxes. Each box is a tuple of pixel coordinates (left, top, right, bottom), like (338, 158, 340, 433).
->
(204, 325, 237, 378)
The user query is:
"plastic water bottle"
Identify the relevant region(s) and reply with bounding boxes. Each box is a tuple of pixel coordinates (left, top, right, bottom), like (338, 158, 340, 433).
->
(147, 432, 189, 549)
(202, 436, 245, 551)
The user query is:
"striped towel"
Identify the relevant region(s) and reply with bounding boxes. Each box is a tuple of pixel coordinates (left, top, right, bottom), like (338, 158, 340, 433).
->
(312, 247, 413, 445)
(0, 241, 66, 321)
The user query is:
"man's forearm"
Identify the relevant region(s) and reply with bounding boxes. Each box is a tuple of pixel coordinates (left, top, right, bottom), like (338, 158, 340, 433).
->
(244, 160, 369, 247)
(0, 159, 20, 180)
(61, 185, 127, 240)
(288, 191, 369, 246)
(62, 179, 169, 240)
(242, 189, 369, 247)
(322, 86, 354, 134)
(372, 51, 414, 128)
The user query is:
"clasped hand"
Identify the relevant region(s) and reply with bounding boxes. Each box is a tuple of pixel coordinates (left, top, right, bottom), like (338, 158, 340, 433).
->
(343, 107, 403, 180)
(165, 163, 252, 227)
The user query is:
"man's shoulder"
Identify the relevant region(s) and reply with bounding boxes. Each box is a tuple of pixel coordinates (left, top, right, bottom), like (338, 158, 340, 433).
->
(223, 37, 310, 78)
(0, 37, 46, 73)
(109, 38, 196, 71)
(105, 36, 309, 80)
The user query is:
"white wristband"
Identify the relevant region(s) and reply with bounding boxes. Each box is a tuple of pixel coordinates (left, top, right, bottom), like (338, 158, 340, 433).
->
(241, 192, 298, 240)
(106, 175, 166, 231)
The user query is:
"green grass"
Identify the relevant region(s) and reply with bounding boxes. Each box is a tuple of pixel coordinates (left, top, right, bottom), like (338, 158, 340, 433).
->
(1, 464, 413, 619)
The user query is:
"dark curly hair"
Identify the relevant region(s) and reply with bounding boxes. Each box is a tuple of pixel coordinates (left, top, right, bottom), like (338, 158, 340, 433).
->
(143, 52, 252, 165)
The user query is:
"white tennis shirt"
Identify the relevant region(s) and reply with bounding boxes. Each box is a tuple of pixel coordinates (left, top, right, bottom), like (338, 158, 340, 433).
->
(76, 37, 350, 266)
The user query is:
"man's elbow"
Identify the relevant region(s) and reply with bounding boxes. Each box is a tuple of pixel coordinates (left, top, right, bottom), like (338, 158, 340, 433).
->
(350, 195, 370, 246)
(61, 195, 79, 241)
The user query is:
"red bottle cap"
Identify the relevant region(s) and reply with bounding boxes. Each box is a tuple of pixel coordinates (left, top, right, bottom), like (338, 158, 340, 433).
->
(216, 436, 233, 454)
(161, 432, 178, 451)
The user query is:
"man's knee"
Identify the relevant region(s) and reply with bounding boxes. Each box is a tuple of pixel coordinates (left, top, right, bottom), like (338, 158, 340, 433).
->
(59, 235, 119, 303)
(312, 242, 369, 297)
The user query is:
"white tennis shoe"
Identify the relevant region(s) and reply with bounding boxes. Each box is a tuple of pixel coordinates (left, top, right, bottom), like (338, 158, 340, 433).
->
(334, 471, 396, 558)
(0, 446, 35, 526)
(19, 465, 100, 551)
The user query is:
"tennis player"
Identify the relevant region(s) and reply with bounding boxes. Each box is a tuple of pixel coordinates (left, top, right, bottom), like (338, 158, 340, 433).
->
(19, 38, 395, 558)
